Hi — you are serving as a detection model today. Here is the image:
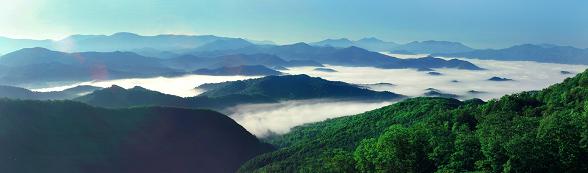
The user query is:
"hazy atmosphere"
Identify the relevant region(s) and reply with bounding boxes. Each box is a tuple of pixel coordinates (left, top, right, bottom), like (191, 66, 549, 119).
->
(1, 1, 587, 173)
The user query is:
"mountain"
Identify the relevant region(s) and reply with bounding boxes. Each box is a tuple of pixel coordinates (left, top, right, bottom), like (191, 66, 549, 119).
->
(314, 68, 338, 72)
(311, 37, 398, 51)
(0, 36, 52, 54)
(192, 65, 283, 76)
(53, 32, 246, 52)
(163, 54, 323, 71)
(311, 38, 356, 48)
(0, 85, 102, 100)
(0, 47, 77, 66)
(240, 68, 588, 172)
(488, 76, 514, 81)
(391, 40, 475, 54)
(433, 44, 588, 65)
(197, 74, 402, 101)
(76, 75, 402, 110)
(0, 48, 180, 86)
(0, 99, 273, 173)
(0, 33, 267, 54)
(355, 37, 400, 51)
(74, 85, 188, 108)
(423, 88, 460, 98)
(378, 56, 484, 70)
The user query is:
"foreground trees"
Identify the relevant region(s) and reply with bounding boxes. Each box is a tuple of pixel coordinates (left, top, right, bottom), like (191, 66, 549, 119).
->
(241, 69, 588, 173)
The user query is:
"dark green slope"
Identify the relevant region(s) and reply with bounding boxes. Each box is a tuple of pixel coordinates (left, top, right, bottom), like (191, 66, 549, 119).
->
(0, 99, 273, 173)
(240, 69, 588, 173)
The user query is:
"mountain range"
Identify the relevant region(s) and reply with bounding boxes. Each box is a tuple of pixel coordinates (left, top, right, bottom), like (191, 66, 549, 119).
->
(0, 32, 267, 54)
(0, 47, 180, 86)
(434, 44, 588, 65)
(311, 38, 476, 54)
(0, 43, 484, 87)
(187, 43, 483, 69)
(2, 33, 588, 66)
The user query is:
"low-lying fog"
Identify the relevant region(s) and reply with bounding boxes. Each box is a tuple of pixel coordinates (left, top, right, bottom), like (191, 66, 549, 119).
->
(225, 99, 394, 137)
(30, 56, 588, 137)
(284, 58, 587, 100)
(32, 75, 259, 97)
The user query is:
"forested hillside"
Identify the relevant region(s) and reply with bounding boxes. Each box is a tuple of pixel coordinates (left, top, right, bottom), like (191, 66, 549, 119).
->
(240, 69, 588, 172)
(0, 100, 273, 173)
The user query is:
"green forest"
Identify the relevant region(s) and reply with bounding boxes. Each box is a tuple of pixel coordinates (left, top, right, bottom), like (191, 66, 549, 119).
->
(240, 69, 588, 172)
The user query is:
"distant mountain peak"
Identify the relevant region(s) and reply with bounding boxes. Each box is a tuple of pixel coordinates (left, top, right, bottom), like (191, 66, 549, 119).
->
(1, 47, 66, 60)
(357, 37, 384, 42)
(111, 32, 140, 37)
(288, 42, 313, 48)
(131, 86, 149, 90)
(18, 47, 55, 52)
(107, 85, 126, 90)
(346, 45, 363, 49)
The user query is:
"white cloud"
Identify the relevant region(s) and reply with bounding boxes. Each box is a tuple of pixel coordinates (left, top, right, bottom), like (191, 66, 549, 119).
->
(283, 58, 587, 100)
(225, 99, 394, 137)
(32, 75, 259, 97)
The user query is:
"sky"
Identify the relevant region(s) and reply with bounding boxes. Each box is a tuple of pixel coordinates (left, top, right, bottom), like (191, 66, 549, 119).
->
(0, 0, 587, 48)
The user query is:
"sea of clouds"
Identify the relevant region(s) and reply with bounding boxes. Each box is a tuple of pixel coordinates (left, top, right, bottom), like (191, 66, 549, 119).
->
(31, 56, 588, 137)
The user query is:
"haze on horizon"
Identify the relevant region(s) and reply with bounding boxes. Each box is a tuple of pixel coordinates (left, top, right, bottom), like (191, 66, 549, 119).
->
(1, 0, 587, 49)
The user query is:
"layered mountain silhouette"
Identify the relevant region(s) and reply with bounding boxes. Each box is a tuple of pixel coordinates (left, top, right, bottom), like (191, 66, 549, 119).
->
(3, 33, 587, 67)
(0, 99, 273, 173)
(0, 36, 53, 54)
(0, 47, 180, 86)
(0, 43, 483, 87)
(434, 44, 588, 65)
(312, 38, 475, 54)
(188, 43, 483, 69)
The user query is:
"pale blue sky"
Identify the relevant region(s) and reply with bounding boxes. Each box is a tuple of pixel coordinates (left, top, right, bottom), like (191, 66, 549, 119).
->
(1, 0, 586, 48)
